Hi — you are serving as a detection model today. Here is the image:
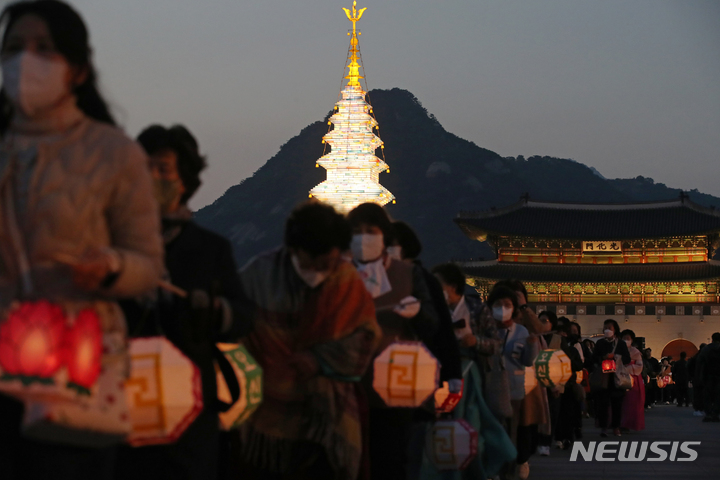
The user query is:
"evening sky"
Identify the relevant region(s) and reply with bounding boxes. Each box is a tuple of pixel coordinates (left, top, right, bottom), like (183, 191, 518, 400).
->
(66, 0, 720, 209)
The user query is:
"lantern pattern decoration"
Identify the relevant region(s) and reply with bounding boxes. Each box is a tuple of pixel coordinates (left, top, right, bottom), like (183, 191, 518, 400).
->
(0, 301, 66, 386)
(534, 349, 572, 388)
(575, 368, 584, 384)
(524, 365, 538, 394)
(426, 419, 479, 471)
(601, 358, 617, 373)
(309, 1, 394, 213)
(64, 309, 103, 395)
(373, 341, 439, 407)
(216, 343, 263, 430)
(125, 336, 203, 447)
(434, 380, 463, 413)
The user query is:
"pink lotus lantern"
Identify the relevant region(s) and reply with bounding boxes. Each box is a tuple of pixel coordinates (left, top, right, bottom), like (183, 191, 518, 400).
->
(0, 301, 66, 384)
(64, 309, 103, 394)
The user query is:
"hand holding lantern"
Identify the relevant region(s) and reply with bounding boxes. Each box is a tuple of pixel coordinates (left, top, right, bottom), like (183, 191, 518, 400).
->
(69, 248, 122, 291)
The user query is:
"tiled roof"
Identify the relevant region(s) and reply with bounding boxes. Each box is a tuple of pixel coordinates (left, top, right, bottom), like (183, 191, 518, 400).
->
(455, 197, 720, 240)
(460, 260, 720, 283)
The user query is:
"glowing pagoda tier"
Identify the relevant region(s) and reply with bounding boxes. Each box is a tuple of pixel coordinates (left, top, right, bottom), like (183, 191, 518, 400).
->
(310, 2, 394, 214)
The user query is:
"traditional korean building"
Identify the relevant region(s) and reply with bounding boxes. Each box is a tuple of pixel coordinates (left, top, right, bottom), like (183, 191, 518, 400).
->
(454, 194, 720, 356)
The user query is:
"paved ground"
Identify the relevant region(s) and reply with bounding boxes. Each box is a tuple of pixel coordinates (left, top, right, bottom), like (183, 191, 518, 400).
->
(526, 404, 720, 480)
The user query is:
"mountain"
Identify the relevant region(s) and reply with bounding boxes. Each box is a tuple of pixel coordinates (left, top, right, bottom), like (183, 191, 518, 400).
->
(195, 88, 720, 268)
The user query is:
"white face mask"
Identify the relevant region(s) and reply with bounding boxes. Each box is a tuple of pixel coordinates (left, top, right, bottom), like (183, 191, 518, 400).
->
(625, 339, 632, 348)
(290, 254, 329, 289)
(604, 329, 614, 338)
(2, 52, 70, 117)
(351, 233, 384, 262)
(492, 305, 513, 322)
(386, 245, 402, 261)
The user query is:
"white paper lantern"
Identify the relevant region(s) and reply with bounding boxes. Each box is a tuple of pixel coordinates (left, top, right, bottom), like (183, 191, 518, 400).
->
(426, 419, 478, 470)
(534, 349, 572, 389)
(373, 341, 439, 407)
(125, 337, 203, 447)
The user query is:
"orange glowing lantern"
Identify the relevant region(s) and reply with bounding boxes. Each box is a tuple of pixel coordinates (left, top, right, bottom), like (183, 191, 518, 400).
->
(0, 301, 66, 385)
(601, 359, 617, 373)
(434, 380, 463, 413)
(373, 341, 439, 407)
(64, 309, 103, 394)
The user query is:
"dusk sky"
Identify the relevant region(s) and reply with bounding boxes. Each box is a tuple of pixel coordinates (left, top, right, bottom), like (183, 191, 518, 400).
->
(69, 0, 720, 209)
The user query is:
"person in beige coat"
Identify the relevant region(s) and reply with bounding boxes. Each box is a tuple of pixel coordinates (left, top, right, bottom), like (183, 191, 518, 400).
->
(0, 2, 163, 478)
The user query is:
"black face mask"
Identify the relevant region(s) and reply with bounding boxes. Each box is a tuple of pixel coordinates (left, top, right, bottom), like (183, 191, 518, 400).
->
(569, 334, 580, 342)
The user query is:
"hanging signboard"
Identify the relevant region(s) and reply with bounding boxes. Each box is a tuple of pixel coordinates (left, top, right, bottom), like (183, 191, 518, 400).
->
(582, 241, 622, 253)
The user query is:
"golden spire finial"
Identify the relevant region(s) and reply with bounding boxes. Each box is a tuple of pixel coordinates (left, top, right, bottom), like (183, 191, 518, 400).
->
(342, 2, 366, 88)
(343, 1, 366, 37)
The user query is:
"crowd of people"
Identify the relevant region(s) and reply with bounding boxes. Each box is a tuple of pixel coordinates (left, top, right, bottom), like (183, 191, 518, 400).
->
(0, 2, 719, 480)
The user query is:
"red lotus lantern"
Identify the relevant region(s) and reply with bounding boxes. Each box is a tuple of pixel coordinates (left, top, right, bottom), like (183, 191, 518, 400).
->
(64, 309, 103, 395)
(0, 301, 66, 384)
(601, 359, 616, 373)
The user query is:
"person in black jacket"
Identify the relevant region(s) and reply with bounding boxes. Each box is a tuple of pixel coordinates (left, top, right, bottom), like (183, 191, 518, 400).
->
(643, 348, 661, 408)
(673, 352, 690, 407)
(390, 222, 463, 480)
(391, 221, 462, 386)
(688, 344, 707, 416)
(592, 319, 631, 437)
(118, 125, 253, 480)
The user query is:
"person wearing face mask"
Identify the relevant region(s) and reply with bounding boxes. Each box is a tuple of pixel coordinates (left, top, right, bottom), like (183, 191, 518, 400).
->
(0, 2, 163, 478)
(477, 284, 539, 480)
(346, 203, 439, 480)
(491, 280, 549, 480)
(426, 263, 516, 480)
(228, 201, 380, 480)
(619, 329, 645, 432)
(592, 319, 631, 437)
(115, 124, 254, 480)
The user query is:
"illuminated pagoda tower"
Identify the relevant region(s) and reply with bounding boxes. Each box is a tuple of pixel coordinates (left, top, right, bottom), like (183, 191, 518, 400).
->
(309, 1, 394, 213)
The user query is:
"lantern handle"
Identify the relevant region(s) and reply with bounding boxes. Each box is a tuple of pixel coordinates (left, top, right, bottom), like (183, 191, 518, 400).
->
(374, 299, 420, 313)
(158, 280, 188, 298)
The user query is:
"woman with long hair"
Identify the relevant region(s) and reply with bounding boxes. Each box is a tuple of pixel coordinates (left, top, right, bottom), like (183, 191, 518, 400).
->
(0, 1, 162, 477)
